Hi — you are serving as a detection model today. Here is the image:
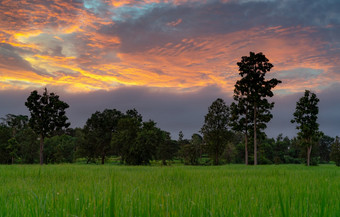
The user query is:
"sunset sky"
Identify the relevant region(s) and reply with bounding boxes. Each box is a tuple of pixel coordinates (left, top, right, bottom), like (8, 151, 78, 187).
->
(0, 0, 339, 138)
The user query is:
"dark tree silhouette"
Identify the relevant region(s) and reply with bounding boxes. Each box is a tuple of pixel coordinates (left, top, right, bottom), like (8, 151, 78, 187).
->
(330, 137, 340, 166)
(233, 52, 281, 165)
(201, 98, 230, 165)
(25, 88, 70, 165)
(291, 90, 321, 166)
(83, 109, 123, 164)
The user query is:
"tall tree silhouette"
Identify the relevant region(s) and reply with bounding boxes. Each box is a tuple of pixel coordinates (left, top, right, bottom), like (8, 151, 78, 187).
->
(291, 90, 321, 166)
(233, 52, 281, 165)
(25, 88, 70, 165)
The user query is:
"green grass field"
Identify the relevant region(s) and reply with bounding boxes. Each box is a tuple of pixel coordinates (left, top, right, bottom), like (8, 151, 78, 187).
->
(0, 164, 339, 217)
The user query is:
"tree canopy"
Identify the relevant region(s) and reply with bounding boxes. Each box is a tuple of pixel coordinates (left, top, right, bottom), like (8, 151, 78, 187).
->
(233, 52, 281, 165)
(25, 88, 70, 165)
(201, 98, 230, 165)
(82, 109, 123, 164)
(291, 90, 321, 166)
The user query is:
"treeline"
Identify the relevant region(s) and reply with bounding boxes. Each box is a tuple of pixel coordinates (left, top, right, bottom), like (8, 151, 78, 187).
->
(0, 106, 339, 166)
(0, 52, 339, 166)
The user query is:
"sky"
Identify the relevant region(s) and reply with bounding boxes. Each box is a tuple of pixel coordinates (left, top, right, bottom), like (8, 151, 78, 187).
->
(0, 0, 339, 139)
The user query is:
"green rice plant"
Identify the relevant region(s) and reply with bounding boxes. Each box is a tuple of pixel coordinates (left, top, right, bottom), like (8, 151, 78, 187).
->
(0, 164, 338, 217)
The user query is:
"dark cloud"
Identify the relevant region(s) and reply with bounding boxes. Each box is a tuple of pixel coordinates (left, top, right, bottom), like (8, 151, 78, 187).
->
(0, 43, 51, 77)
(99, 0, 340, 53)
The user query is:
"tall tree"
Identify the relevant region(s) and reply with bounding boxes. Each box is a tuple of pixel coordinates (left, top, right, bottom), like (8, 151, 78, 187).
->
(83, 109, 123, 164)
(201, 98, 230, 165)
(234, 52, 281, 165)
(291, 90, 321, 166)
(25, 88, 70, 165)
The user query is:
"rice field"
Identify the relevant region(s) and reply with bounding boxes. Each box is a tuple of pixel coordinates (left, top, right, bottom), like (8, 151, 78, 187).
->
(0, 164, 339, 217)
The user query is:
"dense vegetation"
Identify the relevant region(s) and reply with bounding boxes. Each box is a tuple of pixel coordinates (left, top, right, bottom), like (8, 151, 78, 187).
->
(0, 99, 338, 166)
(0, 164, 338, 217)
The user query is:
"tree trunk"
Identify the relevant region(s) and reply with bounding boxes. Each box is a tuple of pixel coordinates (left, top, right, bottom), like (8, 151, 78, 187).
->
(245, 133, 248, 165)
(12, 156, 14, 164)
(101, 155, 105, 164)
(162, 159, 167, 166)
(307, 145, 312, 166)
(39, 134, 44, 165)
(245, 110, 248, 165)
(215, 151, 219, 165)
(254, 104, 257, 165)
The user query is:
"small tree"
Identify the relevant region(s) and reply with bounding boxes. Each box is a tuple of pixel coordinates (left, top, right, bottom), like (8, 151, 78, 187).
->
(201, 98, 230, 165)
(112, 111, 166, 165)
(330, 136, 340, 166)
(25, 88, 70, 165)
(291, 90, 321, 166)
(83, 109, 123, 164)
(233, 52, 281, 165)
(179, 133, 203, 165)
(156, 131, 178, 165)
(319, 135, 334, 163)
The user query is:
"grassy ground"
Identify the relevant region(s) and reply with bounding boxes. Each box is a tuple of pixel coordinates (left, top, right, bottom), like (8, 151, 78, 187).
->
(0, 164, 339, 217)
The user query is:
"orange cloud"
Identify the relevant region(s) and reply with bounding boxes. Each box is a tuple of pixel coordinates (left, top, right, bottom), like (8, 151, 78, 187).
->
(0, 0, 339, 95)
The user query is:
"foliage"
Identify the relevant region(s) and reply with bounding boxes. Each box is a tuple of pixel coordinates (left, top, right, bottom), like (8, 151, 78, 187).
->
(1, 114, 28, 137)
(291, 90, 321, 166)
(156, 132, 178, 165)
(319, 135, 334, 163)
(111, 113, 142, 164)
(111, 110, 169, 165)
(44, 135, 76, 164)
(330, 137, 340, 166)
(25, 88, 70, 164)
(201, 98, 230, 165)
(82, 109, 123, 164)
(15, 127, 39, 164)
(0, 124, 12, 164)
(222, 142, 237, 164)
(179, 134, 203, 165)
(7, 138, 20, 164)
(233, 52, 281, 165)
(273, 134, 289, 164)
